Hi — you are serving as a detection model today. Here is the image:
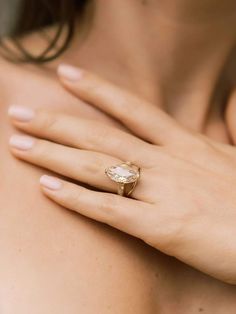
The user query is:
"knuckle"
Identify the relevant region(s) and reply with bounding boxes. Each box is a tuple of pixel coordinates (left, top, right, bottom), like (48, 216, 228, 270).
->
(66, 188, 81, 209)
(169, 131, 215, 160)
(84, 78, 101, 95)
(37, 110, 59, 133)
(186, 132, 213, 150)
(83, 155, 104, 175)
(121, 95, 150, 124)
(86, 124, 110, 148)
(97, 194, 119, 220)
(98, 194, 135, 227)
(34, 140, 53, 163)
(189, 134, 217, 162)
(56, 184, 81, 210)
(119, 97, 140, 120)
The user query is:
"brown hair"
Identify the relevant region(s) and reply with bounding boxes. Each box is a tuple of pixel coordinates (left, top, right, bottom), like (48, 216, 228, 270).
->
(0, 0, 90, 63)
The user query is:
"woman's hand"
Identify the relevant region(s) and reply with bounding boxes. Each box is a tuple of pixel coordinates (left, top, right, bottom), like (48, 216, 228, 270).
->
(8, 64, 236, 284)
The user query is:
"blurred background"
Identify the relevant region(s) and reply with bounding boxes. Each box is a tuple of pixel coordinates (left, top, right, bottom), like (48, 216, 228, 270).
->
(0, 0, 19, 36)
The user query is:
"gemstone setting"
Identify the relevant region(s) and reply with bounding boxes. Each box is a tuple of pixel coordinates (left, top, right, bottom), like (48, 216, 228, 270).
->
(105, 163, 140, 184)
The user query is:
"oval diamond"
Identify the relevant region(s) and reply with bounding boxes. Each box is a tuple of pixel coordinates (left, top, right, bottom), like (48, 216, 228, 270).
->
(105, 163, 140, 184)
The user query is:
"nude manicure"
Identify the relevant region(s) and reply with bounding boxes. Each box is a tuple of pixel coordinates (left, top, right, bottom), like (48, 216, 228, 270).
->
(40, 175, 62, 190)
(57, 64, 84, 81)
(8, 105, 35, 122)
(9, 135, 35, 150)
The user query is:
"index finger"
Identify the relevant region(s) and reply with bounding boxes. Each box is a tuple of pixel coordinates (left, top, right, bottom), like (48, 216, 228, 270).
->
(57, 64, 185, 145)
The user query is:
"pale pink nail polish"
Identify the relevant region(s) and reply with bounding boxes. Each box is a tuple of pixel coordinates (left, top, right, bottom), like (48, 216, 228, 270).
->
(40, 175, 62, 190)
(8, 105, 35, 122)
(57, 64, 83, 81)
(9, 135, 35, 150)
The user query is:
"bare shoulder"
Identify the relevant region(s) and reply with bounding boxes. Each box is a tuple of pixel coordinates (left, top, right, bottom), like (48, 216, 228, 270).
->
(0, 56, 158, 313)
(0, 139, 156, 313)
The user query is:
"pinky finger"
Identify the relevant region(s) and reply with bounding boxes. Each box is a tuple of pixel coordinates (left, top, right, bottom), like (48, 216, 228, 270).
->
(40, 175, 150, 239)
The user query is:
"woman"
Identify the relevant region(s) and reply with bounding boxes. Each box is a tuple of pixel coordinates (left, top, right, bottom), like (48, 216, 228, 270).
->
(1, 0, 236, 312)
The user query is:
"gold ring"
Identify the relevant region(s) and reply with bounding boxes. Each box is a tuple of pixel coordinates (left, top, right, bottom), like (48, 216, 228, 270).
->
(105, 161, 140, 197)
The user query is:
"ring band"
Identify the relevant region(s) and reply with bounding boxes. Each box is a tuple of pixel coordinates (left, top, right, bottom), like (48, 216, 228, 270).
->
(105, 161, 140, 197)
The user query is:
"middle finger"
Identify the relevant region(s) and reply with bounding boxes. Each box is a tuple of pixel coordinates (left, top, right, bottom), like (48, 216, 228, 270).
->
(9, 107, 156, 167)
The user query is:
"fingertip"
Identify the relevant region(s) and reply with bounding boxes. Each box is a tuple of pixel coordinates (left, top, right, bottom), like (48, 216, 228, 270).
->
(9, 134, 35, 151)
(57, 63, 84, 82)
(40, 175, 62, 191)
(8, 105, 35, 122)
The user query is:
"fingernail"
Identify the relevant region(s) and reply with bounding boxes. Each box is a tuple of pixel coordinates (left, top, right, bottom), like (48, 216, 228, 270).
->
(57, 64, 83, 81)
(8, 105, 35, 122)
(40, 175, 62, 190)
(9, 135, 35, 150)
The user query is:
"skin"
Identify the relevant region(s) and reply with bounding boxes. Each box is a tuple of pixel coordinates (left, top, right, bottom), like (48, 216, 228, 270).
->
(1, 0, 236, 313)
(8, 66, 236, 285)
(0, 55, 160, 314)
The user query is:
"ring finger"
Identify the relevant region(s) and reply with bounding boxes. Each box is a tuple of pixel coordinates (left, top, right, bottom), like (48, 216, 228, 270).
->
(9, 135, 146, 200)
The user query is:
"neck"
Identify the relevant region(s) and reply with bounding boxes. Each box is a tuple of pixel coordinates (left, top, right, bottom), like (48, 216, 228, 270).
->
(64, 0, 236, 129)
